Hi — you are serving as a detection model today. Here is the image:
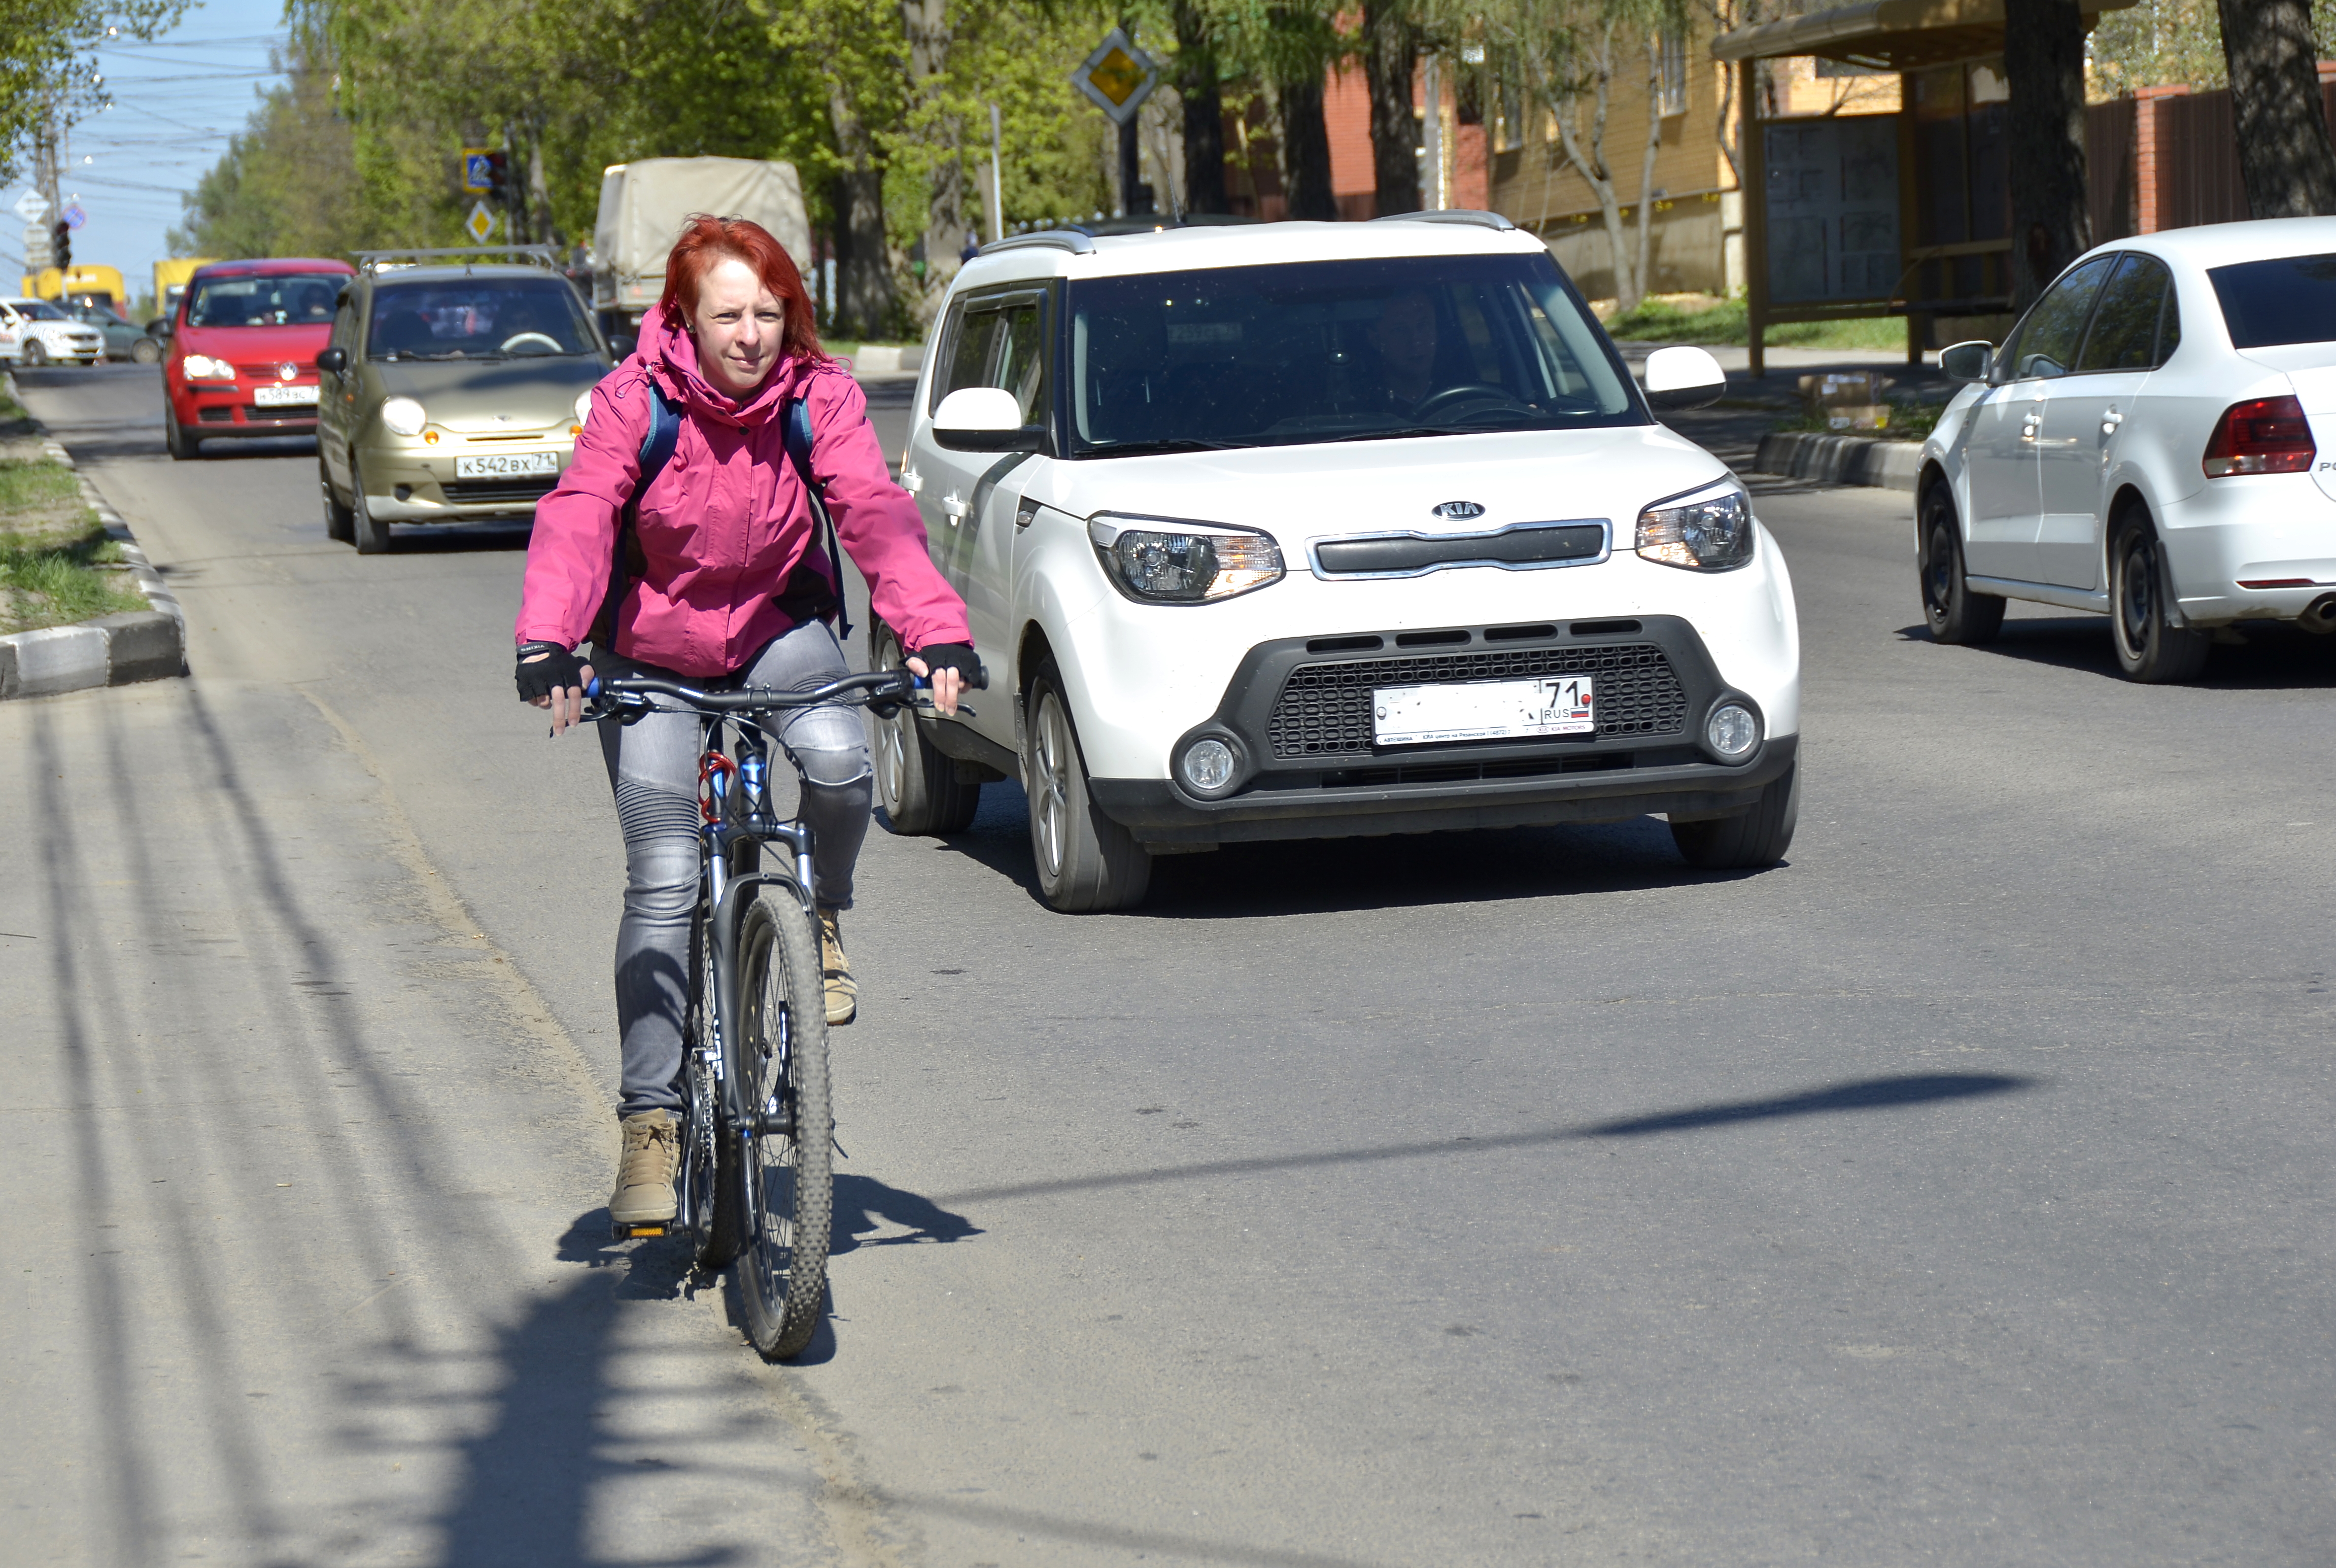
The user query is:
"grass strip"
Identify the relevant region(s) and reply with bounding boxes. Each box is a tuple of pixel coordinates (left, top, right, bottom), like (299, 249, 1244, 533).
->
(1605, 295, 1909, 352)
(0, 455, 147, 635)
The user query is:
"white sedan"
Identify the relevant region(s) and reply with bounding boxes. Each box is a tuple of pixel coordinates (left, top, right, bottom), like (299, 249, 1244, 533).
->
(1918, 217, 2336, 680)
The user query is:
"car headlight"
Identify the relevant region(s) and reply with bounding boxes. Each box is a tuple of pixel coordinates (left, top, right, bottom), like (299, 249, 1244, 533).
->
(1635, 481, 1755, 571)
(381, 397, 427, 437)
(1088, 515, 1283, 603)
(573, 389, 594, 425)
(181, 353, 234, 382)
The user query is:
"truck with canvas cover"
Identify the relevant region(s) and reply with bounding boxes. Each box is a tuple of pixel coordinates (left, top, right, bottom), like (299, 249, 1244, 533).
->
(592, 158, 808, 328)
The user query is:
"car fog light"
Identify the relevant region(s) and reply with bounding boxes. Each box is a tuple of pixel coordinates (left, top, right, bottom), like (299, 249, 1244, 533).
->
(381, 396, 427, 436)
(1706, 703, 1759, 759)
(1180, 738, 1236, 794)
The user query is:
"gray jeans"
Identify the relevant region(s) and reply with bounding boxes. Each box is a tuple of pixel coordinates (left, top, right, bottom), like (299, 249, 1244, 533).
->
(594, 619, 870, 1117)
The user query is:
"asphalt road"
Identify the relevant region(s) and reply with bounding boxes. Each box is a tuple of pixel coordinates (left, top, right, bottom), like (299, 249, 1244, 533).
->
(5, 362, 2333, 1566)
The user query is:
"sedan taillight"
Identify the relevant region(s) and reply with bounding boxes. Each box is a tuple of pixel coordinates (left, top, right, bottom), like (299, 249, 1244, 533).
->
(2203, 395, 2316, 477)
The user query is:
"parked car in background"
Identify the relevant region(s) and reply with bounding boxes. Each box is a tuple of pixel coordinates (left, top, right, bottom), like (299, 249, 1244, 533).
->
(1919, 215, 2336, 681)
(162, 257, 353, 460)
(0, 297, 104, 366)
(317, 252, 613, 553)
(67, 303, 160, 364)
(880, 215, 1799, 912)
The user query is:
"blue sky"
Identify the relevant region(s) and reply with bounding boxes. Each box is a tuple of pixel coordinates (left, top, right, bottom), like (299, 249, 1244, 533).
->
(10, 0, 289, 303)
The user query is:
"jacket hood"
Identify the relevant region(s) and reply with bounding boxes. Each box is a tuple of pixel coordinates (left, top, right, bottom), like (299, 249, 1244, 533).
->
(639, 306, 814, 427)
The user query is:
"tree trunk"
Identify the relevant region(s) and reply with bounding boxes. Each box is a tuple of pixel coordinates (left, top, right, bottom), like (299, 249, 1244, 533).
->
(1544, 32, 1636, 310)
(900, 0, 966, 300)
(1173, 0, 1228, 213)
(1363, 0, 1420, 216)
(827, 88, 896, 341)
(1634, 39, 1664, 308)
(2003, 0, 2091, 307)
(2218, 0, 2336, 218)
(1278, 72, 1338, 219)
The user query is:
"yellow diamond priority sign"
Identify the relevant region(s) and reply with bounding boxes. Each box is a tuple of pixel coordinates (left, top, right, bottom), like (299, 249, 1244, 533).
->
(465, 201, 497, 244)
(1073, 28, 1158, 125)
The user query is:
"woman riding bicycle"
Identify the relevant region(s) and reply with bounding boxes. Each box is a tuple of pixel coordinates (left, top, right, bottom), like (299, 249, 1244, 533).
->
(513, 215, 975, 1228)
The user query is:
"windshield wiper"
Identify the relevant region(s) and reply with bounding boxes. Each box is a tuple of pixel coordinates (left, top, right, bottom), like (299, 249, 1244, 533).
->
(1081, 437, 1249, 457)
(1323, 425, 1473, 443)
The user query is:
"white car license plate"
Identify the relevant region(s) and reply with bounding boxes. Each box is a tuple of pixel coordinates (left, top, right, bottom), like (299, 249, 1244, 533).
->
(252, 384, 318, 407)
(1372, 675, 1596, 746)
(454, 450, 560, 478)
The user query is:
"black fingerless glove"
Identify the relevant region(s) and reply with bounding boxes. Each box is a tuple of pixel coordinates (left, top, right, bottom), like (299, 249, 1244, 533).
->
(515, 642, 585, 703)
(911, 642, 985, 689)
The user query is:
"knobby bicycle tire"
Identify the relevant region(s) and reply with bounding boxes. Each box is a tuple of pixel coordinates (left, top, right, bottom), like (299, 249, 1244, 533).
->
(733, 883, 832, 1360)
(688, 899, 745, 1269)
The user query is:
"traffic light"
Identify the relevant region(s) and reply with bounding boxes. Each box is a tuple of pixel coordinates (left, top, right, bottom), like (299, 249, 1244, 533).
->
(483, 150, 511, 205)
(52, 221, 68, 270)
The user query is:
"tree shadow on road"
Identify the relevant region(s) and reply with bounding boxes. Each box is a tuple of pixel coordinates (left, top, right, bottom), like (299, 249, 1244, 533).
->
(1894, 616, 2336, 689)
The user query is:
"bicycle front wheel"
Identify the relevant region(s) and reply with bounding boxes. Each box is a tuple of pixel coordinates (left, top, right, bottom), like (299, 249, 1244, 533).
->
(732, 883, 832, 1360)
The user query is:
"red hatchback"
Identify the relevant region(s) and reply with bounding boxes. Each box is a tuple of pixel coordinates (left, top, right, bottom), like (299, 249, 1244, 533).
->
(163, 257, 354, 460)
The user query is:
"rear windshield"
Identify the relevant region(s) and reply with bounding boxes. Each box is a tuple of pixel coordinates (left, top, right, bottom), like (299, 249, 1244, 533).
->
(1064, 253, 1640, 456)
(187, 273, 344, 327)
(367, 277, 598, 361)
(2209, 253, 2336, 348)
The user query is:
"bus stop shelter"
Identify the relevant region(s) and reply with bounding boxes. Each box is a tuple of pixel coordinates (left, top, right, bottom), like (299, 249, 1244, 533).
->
(1713, 0, 2136, 376)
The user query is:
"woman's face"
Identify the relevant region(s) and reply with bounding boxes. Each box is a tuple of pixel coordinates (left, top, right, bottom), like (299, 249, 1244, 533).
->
(689, 256, 786, 396)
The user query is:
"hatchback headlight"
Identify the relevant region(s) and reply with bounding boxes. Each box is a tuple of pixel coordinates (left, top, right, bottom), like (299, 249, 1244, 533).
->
(1635, 481, 1755, 571)
(381, 396, 427, 437)
(181, 353, 234, 382)
(1089, 515, 1283, 603)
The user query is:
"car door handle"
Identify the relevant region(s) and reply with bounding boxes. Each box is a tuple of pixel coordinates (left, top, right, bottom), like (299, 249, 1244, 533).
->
(942, 492, 968, 523)
(900, 470, 922, 494)
(2101, 409, 2124, 435)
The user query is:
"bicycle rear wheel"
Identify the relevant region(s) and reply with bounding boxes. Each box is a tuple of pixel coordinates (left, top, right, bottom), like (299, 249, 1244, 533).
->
(732, 883, 832, 1360)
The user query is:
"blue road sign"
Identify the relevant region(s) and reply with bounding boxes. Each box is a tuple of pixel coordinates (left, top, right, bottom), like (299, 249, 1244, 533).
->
(463, 151, 493, 193)
(61, 204, 85, 229)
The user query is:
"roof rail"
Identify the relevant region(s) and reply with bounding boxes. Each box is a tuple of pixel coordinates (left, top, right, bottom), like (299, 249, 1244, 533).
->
(1369, 210, 1518, 232)
(351, 245, 563, 273)
(978, 213, 1267, 255)
(979, 230, 1098, 256)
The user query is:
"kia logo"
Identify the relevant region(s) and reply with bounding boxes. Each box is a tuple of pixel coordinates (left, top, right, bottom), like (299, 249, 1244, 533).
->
(1432, 500, 1486, 520)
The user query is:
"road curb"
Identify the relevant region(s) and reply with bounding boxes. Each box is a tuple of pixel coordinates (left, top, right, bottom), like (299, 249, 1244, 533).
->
(1753, 430, 1923, 493)
(0, 377, 187, 701)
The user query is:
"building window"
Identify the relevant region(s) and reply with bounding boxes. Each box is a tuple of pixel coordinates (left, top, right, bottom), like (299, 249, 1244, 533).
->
(1656, 27, 1687, 118)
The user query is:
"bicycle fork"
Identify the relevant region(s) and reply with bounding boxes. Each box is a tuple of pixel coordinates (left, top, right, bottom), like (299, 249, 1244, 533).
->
(703, 751, 817, 1146)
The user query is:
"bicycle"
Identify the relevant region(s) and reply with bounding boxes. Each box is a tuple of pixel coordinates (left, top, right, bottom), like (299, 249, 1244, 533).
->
(582, 662, 982, 1360)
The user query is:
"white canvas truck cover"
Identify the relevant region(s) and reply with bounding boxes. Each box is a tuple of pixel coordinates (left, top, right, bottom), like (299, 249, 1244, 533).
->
(593, 157, 808, 315)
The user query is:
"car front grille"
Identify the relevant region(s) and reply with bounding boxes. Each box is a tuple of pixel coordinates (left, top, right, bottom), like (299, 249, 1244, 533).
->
(239, 405, 314, 423)
(1265, 642, 1689, 758)
(441, 476, 558, 505)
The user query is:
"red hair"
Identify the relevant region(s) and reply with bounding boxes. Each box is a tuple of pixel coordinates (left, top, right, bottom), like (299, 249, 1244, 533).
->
(658, 214, 826, 364)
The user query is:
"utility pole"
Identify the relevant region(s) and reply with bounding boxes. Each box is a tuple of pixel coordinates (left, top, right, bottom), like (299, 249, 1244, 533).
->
(1421, 54, 1443, 211)
(988, 103, 1004, 243)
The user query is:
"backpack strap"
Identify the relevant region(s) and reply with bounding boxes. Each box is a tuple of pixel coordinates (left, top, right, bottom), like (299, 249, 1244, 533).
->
(589, 380, 680, 651)
(783, 394, 853, 641)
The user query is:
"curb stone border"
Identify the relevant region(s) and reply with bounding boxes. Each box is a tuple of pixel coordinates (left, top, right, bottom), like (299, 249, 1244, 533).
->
(0, 378, 186, 701)
(1753, 430, 1923, 493)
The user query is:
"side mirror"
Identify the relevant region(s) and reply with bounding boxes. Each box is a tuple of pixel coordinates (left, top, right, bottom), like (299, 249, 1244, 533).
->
(932, 386, 1047, 452)
(609, 333, 637, 359)
(1939, 339, 1994, 385)
(1642, 344, 1728, 411)
(316, 346, 348, 374)
(147, 318, 170, 339)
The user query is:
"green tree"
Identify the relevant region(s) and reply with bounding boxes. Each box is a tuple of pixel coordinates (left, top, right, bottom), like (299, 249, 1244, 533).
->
(0, 0, 189, 185)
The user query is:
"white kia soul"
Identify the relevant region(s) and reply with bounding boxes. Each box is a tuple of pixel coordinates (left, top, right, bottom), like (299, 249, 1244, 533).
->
(878, 214, 1802, 912)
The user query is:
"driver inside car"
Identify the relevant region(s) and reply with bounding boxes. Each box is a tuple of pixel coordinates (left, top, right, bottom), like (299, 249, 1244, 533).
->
(1369, 289, 1442, 410)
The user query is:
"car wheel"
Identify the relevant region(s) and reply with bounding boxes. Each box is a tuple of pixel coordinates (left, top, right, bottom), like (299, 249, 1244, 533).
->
(320, 452, 355, 544)
(2109, 512, 2209, 683)
(1023, 663, 1150, 913)
(1671, 760, 1800, 870)
(351, 459, 390, 554)
(20, 339, 46, 368)
(164, 410, 200, 461)
(871, 623, 980, 834)
(1917, 483, 2004, 644)
(131, 337, 160, 365)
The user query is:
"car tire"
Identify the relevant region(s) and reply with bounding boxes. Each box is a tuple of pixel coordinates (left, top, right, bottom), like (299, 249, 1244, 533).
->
(870, 622, 980, 835)
(1023, 663, 1150, 913)
(351, 459, 390, 554)
(1671, 760, 1800, 870)
(164, 412, 200, 461)
(1917, 483, 2004, 644)
(320, 454, 355, 543)
(131, 337, 160, 366)
(20, 340, 46, 368)
(2109, 512, 2209, 683)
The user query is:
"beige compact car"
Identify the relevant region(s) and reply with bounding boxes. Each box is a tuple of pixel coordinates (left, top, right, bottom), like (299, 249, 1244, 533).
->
(316, 255, 615, 553)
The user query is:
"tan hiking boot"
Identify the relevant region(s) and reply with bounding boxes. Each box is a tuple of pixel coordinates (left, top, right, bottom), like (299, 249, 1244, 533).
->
(610, 1109, 679, 1228)
(818, 908, 856, 1027)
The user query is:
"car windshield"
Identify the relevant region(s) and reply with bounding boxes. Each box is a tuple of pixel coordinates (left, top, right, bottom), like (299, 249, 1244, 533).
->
(1064, 254, 1639, 456)
(187, 273, 343, 327)
(367, 277, 598, 361)
(2209, 252, 2336, 349)
(13, 300, 66, 321)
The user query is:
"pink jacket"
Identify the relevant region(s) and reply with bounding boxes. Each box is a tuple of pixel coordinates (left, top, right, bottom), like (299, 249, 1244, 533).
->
(515, 310, 970, 676)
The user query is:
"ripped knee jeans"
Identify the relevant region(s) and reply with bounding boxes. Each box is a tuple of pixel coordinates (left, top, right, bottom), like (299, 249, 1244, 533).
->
(593, 619, 871, 1117)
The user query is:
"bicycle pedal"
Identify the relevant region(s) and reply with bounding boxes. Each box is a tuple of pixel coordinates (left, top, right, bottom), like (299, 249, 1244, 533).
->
(614, 1222, 671, 1240)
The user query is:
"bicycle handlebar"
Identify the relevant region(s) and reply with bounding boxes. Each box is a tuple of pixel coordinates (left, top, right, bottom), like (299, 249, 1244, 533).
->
(583, 660, 988, 719)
